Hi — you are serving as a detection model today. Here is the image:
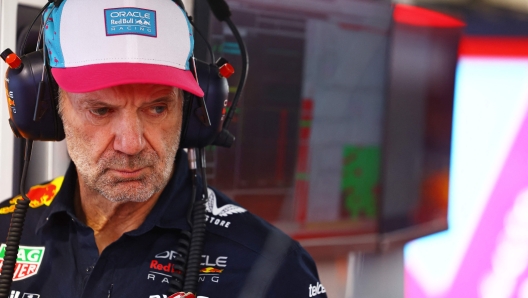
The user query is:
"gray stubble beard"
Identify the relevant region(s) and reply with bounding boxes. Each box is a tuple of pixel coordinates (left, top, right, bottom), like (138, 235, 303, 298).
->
(62, 118, 180, 204)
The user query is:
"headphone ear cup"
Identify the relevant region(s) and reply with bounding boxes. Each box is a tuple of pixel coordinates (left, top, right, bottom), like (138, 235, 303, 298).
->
(5, 50, 65, 141)
(179, 60, 229, 148)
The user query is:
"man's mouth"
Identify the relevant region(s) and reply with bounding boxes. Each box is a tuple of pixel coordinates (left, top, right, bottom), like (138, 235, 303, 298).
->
(108, 168, 146, 179)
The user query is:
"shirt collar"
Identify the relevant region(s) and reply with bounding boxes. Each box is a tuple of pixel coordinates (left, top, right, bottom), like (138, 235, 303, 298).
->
(36, 149, 194, 234)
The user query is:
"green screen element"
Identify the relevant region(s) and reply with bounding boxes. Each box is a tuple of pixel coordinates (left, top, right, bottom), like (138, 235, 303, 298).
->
(341, 146, 380, 219)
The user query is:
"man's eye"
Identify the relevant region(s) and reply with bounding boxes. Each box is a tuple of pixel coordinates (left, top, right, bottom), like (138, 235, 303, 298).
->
(90, 108, 110, 116)
(149, 106, 166, 115)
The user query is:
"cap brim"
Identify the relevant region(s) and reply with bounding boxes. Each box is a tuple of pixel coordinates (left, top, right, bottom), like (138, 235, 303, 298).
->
(52, 63, 204, 97)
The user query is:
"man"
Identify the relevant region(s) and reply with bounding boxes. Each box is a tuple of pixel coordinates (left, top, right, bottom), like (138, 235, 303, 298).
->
(0, 0, 327, 297)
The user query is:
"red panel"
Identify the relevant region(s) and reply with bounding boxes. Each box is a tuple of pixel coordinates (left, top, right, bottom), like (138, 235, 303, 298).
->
(459, 36, 528, 57)
(276, 109, 288, 183)
(394, 4, 465, 28)
(294, 99, 314, 223)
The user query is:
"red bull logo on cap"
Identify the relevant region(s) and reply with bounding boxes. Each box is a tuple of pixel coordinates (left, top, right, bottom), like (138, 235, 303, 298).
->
(0, 176, 64, 215)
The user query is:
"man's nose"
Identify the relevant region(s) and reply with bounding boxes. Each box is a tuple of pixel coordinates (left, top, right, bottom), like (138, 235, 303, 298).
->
(113, 111, 145, 155)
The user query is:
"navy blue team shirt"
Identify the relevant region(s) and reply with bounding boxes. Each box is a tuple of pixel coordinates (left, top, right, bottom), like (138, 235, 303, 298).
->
(0, 150, 328, 298)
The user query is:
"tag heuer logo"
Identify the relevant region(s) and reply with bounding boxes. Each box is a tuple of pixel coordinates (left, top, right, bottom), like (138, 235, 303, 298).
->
(0, 244, 45, 281)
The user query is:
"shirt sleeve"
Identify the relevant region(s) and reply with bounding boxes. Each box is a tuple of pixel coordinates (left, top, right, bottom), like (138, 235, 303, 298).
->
(265, 243, 328, 298)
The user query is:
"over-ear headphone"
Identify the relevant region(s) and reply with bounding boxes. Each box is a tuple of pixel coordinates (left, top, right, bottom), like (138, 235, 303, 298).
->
(2, 49, 63, 141)
(180, 58, 231, 148)
(1, 0, 232, 149)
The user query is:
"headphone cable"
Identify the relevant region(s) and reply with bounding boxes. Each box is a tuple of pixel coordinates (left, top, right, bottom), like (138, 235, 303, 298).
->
(0, 140, 33, 298)
(221, 17, 248, 130)
(189, 19, 215, 65)
(204, 0, 249, 131)
(20, 3, 51, 56)
(182, 148, 207, 294)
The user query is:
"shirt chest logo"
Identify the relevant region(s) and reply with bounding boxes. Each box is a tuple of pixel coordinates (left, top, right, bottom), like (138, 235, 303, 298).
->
(0, 244, 45, 281)
(147, 252, 228, 285)
(105, 7, 157, 37)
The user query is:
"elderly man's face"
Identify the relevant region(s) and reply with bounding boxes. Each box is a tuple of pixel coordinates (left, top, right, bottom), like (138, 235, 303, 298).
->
(59, 84, 183, 203)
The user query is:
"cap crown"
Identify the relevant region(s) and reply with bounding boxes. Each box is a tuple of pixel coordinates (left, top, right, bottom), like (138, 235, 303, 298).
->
(43, 0, 194, 71)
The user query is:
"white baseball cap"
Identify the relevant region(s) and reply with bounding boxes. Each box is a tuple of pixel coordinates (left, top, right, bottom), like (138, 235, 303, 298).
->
(43, 0, 204, 97)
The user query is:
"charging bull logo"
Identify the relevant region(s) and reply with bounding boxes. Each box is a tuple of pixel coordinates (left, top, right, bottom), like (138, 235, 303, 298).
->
(0, 244, 45, 281)
(0, 176, 64, 215)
